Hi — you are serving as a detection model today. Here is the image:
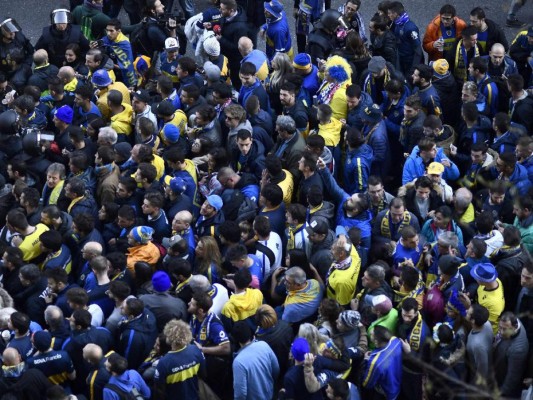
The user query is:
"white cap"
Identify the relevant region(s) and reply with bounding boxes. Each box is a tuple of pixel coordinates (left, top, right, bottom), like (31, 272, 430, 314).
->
(165, 37, 179, 51)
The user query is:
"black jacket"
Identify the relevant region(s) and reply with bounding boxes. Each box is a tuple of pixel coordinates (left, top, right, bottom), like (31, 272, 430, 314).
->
(35, 24, 90, 67)
(270, 131, 307, 181)
(492, 246, 530, 312)
(403, 186, 444, 227)
(256, 320, 294, 376)
(510, 94, 533, 134)
(482, 19, 509, 54)
(432, 73, 460, 128)
(27, 64, 60, 93)
(118, 309, 158, 370)
(307, 27, 337, 66)
(231, 140, 266, 181)
(370, 30, 398, 69)
(220, 9, 248, 67)
(13, 277, 47, 326)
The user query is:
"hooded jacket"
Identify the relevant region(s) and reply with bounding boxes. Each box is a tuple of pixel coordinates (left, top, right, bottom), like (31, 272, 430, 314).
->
(71, 4, 111, 41)
(239, 78, 271, 114)
(310, 230, 336, 278)
(104, 369, 151, 400)
(118, 308, 158, 370)
(27, 64, 60, 94)
(423, 15, 467, 61)
(110, 103, 134, 136)
(221, 288, 263, 330)
(68, 193, 98, 220)
(344, 144, 373, 194)
(402, 145, 460, 185)
(346, 91, 374, 130)
(231, 140, 266, 181)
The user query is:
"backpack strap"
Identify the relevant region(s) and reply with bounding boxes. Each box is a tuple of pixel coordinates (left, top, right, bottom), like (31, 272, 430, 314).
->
(105, 383, 130, 400)
(255, 241, 275, 270)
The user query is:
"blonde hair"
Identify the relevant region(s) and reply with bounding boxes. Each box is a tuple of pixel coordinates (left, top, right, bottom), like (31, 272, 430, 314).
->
(269, 53, 294, 92)
(255, 304, 278, 329)
(196, 236, 223, 282)
(298, 323, 326, 354)
(164, 320, 192, 349)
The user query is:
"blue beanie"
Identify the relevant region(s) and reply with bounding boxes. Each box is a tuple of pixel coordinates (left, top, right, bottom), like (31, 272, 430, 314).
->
(54, 105, 73, 124)
(293, 53, 311, 70)
(152, 271, 171, 292)
(291, 338, 310, 362)
(131, 226, 154, 244)
(163, 124, 180, 143)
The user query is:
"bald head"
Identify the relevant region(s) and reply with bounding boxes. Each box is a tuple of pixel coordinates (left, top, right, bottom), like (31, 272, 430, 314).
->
(33, 49, 49, 66)
(58, 66, 76, 82)
(83, 343, 103, 364)
(175, 210, 193, 224)
(238, 37, 253, 56)
(3, 348, 21, 366)
(83, 242, 103, 257)
(489, 43, 505, 66)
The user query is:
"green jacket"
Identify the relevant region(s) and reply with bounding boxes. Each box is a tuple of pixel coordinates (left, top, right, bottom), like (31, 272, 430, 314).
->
(513, 215, 533, 254)
(72, 4, 110, 40)
(367, 308, 399, 349)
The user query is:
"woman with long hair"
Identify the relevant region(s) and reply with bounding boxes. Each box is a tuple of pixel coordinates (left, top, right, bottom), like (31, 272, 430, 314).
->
(198, 147, 228, 197)
(341, 31, 371, 83)
(265, 53, 294, 115)
(64, 43, 89, 76)
(194, 236, 224, 284)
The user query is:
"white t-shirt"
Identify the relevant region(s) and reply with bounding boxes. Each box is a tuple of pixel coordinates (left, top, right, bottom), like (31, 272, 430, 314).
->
(209, 283, 229, 317)
(256, 232, 283, 277)
(88, 304, 104, 327)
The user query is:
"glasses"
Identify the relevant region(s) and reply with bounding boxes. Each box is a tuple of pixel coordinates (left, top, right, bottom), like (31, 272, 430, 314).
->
(225, 116, 237, 120)
(441, 16, 453, 21)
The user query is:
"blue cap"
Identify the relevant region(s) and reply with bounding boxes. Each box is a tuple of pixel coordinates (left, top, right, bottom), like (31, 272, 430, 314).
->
(131, 226, 154, 244)
(162, 124, 180, 143)
(291, 338, 310, 362)
(169, 176, 186, 194)
(54, 105, 73, 124)
(206, 195, 223, 211)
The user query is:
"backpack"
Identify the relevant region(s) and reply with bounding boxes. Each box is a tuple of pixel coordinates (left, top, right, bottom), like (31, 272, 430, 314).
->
(105, 383, 145, 400)
(129, 19, 153, 57)
(480, 76, 511, 113)
(423, 284, 445, 328)
(80, 14, 94, 41)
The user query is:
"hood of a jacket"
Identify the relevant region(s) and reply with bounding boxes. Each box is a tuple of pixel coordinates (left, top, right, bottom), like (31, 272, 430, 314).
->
(123, 309, 157, 335)
(321, 146, 334, 165)
(227, 288, 263, 314)
(109, 370, 138, 392)
(348, 143, 374, 162)
(313, 229, 336, 252)
(235, 172, 258, 189)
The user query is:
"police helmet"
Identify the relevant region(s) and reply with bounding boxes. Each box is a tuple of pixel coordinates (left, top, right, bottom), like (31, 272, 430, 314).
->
(0, 110, 20, 138)
(50, 9, 72, 25)
(319, 9, 342, 31)
(0, 18, 21, 35)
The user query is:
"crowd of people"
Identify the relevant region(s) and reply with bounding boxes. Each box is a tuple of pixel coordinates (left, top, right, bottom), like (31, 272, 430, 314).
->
(0, 0, 532, 399)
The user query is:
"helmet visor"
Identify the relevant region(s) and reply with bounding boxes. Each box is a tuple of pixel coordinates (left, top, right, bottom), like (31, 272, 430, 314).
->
(0, 18, 21, 34)
(52, 10, 71, 24)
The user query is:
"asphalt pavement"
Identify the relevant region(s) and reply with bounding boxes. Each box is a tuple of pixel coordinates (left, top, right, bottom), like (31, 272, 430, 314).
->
(4, 0, 532, 56)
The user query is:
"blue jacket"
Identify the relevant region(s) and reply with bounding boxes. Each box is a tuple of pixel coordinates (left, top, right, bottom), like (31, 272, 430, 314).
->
(238, 78, 271, 114)
(402, 146, 460, 185)
(118, 309, 158, 370)
(263, 15, 291, 62)
(362, 120, 389, 164)
(490, 131, 518, 154)
(521, 156, 533, 184)
(381, 90, 408, 139)
(420, 218, 464, 246)
(344, 144, 373, 194)
(362, 337, 403, 399)
(319, 167, 372, 247)
(482, 54, 518, 77)
(346, 91, 373, 130)
(489, 163, 532, 197)
(413, 84, 441, 117)
(476, 74, 499, 117)
(103, 369, 151, 400)
(233, 340, 280, 400)
(301, 65, 320, 98)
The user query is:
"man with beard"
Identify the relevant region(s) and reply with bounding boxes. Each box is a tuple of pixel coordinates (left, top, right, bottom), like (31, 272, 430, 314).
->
(411, 64, 442, 118)
(396, 297, 430, 400)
